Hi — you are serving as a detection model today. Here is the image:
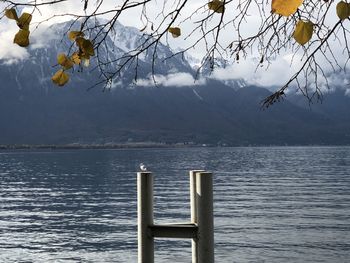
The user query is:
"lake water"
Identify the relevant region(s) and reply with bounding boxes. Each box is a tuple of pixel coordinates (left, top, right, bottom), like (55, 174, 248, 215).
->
(0, 147, 350, 262)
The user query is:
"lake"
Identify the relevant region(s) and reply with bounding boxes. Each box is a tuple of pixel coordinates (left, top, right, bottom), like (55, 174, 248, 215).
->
(1, 147, 350, 262)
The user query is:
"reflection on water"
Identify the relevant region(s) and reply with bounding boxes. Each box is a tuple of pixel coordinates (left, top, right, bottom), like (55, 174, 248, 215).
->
(0, 147, 350, 262)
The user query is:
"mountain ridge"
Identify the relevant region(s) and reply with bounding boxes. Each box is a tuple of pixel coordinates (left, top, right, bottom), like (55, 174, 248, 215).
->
(1, 21, 350, 146)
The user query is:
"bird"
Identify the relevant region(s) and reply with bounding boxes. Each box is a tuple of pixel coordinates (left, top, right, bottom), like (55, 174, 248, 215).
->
(139, 163, 147, 172)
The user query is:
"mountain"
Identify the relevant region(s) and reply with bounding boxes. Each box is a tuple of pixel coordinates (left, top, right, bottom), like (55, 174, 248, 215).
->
(1, 21, 350, 146)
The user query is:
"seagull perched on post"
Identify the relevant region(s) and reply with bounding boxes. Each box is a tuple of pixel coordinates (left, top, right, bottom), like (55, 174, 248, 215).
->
(139, 163, 147, 172)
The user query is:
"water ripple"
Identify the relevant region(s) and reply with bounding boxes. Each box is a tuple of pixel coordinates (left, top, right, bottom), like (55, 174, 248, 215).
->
(0, 147, 350, 262)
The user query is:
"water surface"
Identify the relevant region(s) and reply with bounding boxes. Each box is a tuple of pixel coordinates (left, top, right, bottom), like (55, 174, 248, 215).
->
(1, 147, 350, 262)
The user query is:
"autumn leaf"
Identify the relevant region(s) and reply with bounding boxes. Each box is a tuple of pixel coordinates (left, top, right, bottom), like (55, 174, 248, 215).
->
(57, 53, 74, 70)
(208, 0, 225, 13)
(168, 27, 181, 38)
(68, 31, 84, 41)
(293, 20, 313, 45)
(17, 13, 32, 30)
(13, 29, 30, 47)
(71, 52, 81, 65)
(52, 69, 70, 86)
(272, 0, 303, 16)
(5, 9, 18, 20)
(76, 37, 95, 58)
(336, 1, 350, 20)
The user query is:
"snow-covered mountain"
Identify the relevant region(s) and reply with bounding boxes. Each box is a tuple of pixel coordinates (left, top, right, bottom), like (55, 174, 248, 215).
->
(2, 19, 201, 89)
(1, 20, 350, 146)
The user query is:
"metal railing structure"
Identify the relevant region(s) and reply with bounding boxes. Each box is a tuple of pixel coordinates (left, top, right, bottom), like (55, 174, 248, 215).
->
(137, 170, 214, 263)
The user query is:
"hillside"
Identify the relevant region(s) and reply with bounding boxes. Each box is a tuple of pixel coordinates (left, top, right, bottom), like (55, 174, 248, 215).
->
(1, 21, 350, 146)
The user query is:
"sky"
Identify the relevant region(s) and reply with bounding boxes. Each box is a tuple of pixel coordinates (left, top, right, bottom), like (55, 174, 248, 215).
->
(0, 0, 349, 90)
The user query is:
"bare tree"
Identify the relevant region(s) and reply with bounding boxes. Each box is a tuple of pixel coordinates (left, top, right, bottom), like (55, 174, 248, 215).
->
(1, 0, 350, 107)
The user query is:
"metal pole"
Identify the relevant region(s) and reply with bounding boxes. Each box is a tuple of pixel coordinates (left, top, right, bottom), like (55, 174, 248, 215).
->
(137, 172, 154, 263)
(196, 172, 214, 263)
(137, 170, 214, 262)
(189, 170, 204, 263)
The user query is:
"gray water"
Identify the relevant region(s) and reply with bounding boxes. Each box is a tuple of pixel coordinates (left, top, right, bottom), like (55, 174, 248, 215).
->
(0, 147, 350, 262)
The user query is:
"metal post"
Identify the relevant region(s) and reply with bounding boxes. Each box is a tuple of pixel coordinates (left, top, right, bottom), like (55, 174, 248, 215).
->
(196, 172, 214, 263)
(137, 170, 214, 263)
(137, 172, 154, 263)
(189, 170, 204, 263)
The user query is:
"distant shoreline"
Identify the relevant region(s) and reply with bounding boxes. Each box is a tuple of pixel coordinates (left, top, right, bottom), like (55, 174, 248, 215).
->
(0, 143, 194, 150)
(1, 143, 349, 150)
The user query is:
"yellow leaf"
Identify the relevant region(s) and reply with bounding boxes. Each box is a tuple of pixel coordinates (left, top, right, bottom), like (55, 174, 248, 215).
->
(17, 13, 32, 30)
(13, 29, 30, 47)
(5, 9, 18, 20)
(168, 27, 181, 38)
(57, 53, 74, 70)
(208, 0, 225, 13)
(52, 69, 70, 86)
(80, 53, 90, 60)
(82, 40, 95, 57)
(71, 52, 81, 65)
(76, 37, 95, 57)
(68, 31, 84, 41)
(272, 0, 303, 16)
(75, 37, 86, 50)
(336, 1, 350, 20)
(293, 20, 313, 45)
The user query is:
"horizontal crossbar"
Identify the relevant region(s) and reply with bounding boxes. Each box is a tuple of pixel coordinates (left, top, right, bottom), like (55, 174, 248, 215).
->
(149, 223, 198, 239)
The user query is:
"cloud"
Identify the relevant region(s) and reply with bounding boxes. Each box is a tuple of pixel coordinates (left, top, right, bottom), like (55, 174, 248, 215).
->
(30, 25, 60, 49)
(210, 48, 350, 91)
(0, 21, 30, 63)
(0, 20, 59, 64)
(322, 71, 350, 93)
(136, 72, 206, 87)
(345, 89, 350, 97)
(210, 55, 298, 88)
